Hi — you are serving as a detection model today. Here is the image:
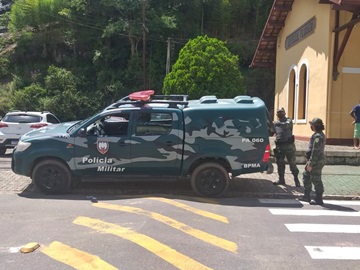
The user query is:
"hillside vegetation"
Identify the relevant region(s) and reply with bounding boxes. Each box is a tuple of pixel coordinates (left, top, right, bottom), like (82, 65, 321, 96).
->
(0, 0, 274, 121)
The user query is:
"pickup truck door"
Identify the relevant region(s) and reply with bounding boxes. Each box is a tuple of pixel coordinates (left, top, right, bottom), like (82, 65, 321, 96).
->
(130, 109, 183, 175)
(73, 112, 132, 176)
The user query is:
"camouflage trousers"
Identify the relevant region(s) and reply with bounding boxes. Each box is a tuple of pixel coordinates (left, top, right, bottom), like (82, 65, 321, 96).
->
(303, 159, 326, 193)
(274, 142, 299, 177)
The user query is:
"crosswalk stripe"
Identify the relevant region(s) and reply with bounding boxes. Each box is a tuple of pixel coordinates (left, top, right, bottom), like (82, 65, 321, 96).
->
(41, 241, 117, 270)
(320, 200, 360, 206)
(146, 197, 229, 223)
(285, 224, 360, 233)
(305, 246, 360, 260)
(93, 202, 237, 253)
(259, 199, 360, 206)
(74, 216, 212, 270)
(269, 209, 360, 216)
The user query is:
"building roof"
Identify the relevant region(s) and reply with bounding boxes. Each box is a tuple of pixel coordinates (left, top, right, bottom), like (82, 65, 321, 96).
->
(250, 0, 360, 68)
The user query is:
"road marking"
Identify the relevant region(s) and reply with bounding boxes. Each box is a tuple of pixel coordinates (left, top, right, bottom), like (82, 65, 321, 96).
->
(93, 202, 237, 253)
(0, 246, 22, 253)
(321, 200, 360, 206)
(258, 199, 302, 205)
(305, 246, 360, 260)
(115, 195, 219, 204)
(147, 197, 229, 223)
(269, 209, 360, 216)
(285, 224, 360, 233)
(41, 241, 117, 270)
(259, 199, 360, 206)
(74, 216, 212, 270)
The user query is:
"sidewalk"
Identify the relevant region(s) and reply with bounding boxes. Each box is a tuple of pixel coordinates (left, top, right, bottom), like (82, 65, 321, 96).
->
(270, 137, 360, 165)
(4, 164, 359, 200)
(1, 147, 360, 199)
(229, 164, 360, 200)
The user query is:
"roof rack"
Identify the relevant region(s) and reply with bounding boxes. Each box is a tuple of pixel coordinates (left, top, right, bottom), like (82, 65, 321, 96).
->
(105, 91, 189, 110)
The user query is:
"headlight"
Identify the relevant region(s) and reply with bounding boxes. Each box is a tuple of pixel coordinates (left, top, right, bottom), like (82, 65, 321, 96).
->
(16, 141, 32, 152)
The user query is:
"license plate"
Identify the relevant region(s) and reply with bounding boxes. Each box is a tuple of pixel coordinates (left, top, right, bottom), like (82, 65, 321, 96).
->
(11, 140, 18, 145)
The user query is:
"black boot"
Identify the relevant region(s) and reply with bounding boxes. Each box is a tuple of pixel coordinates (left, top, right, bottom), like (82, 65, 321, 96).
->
(273, 175, 285, 185)
(299, 190, 311, 202)
(294, 174, 301, 187)
(310, 192, 324, 205)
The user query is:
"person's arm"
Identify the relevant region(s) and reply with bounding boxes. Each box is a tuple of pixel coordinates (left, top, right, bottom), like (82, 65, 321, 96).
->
(350, 110, 355, 119)
(274, 118, 292, 129)
(350, 109, 356, 125)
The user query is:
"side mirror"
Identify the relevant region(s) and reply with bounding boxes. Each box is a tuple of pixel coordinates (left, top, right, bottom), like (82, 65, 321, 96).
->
(78, 128, 87, 137)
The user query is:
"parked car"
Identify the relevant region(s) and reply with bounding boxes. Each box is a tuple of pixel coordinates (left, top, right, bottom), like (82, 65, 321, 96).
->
(0, 110, 60, 155)
(12, 91, 274, 197)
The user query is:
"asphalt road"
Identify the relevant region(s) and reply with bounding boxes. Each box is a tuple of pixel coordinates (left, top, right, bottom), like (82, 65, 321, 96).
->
(1, 194, 360, 270)
(1, 149, 360, 269)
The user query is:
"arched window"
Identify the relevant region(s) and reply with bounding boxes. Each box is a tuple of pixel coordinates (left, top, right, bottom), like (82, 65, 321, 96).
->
(297, 63, 308, 122)
(287, 68, 296, 119)
(297, 64, 308, 120)
(286, 61, 309, 123)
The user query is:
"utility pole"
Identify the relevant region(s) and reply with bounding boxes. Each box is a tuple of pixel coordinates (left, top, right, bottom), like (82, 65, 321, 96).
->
(166, 37, 171, 75)
(142, 0, 147, 89)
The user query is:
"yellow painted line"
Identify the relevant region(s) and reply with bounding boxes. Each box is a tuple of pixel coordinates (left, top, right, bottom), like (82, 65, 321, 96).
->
(114, 195, 219, 205)
(41, 241, 117, 270)
(74, 216, 212, 270)
(185, 197, 220, 204)
(146, 197, 229, 223)
(93, 202, 237, 253)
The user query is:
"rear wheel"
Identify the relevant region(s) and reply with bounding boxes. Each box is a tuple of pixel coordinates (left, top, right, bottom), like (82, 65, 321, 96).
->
(191, 162, 229, 197)
(0, 147, 6, 156)
(33, 160, 72, 195)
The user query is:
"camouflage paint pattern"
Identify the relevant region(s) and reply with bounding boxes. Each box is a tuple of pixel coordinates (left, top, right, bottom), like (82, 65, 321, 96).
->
(12, 96, 271, 180)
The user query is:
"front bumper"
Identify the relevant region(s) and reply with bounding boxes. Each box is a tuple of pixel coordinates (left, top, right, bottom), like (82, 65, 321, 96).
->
(0, 138, 19, 148)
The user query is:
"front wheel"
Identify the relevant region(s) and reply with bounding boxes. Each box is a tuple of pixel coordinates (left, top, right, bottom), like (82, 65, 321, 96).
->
(32, 160, 72, 195)
(191, 162, 229, 197)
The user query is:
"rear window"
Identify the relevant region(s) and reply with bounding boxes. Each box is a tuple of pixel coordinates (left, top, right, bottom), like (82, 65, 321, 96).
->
(3, 114, 42, 123)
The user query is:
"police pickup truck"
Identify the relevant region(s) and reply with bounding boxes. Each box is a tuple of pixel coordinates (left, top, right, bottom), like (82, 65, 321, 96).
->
(12, 90, 274, 197)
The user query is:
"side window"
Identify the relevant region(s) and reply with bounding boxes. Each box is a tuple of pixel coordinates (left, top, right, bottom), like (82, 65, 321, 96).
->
(47, 114, 60, 124)
(135, 112, 172, 136)
(102, 113, 130, 136)
(86, 113, 129, 137)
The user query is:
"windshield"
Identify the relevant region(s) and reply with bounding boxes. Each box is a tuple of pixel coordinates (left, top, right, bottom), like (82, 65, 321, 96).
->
(67, 120, 85, 134)
(4, 114, 42, 123)
(66, 109, 105, 134)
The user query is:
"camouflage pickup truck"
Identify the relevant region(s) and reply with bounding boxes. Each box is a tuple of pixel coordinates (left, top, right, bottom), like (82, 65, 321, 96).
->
(12, 91, 274, 197)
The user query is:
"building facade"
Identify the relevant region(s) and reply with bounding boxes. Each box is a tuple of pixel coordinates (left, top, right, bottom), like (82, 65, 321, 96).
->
(251, 0, 360, 144)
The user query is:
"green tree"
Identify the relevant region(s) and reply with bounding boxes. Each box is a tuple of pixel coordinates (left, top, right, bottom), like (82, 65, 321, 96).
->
(163, 35, 245, 99)
(12, 83, 46, 111)
(43, 65, 93, 121)
(0, 83, 14, 116)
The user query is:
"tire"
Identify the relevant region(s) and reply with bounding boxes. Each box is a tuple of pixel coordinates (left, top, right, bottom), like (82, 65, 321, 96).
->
(0, 147, 6, 156)
(32, 160, 72, 195)
(191, 162, 229, 197)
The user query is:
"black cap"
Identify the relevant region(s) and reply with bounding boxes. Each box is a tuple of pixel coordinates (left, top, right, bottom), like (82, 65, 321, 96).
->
(309, 117, 323, 125)
(276, 108, 285, 114)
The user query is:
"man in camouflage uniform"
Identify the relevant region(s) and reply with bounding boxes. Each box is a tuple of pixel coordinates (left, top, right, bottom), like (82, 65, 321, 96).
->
(273, 108, 300, 187)
(299, 117, 326, 205)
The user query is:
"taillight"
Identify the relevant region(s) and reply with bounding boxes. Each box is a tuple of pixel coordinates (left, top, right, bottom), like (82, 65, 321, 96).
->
(30, 123, 48, 129)
(262, 143, 271, 162)
(0, 123, 8, 128)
